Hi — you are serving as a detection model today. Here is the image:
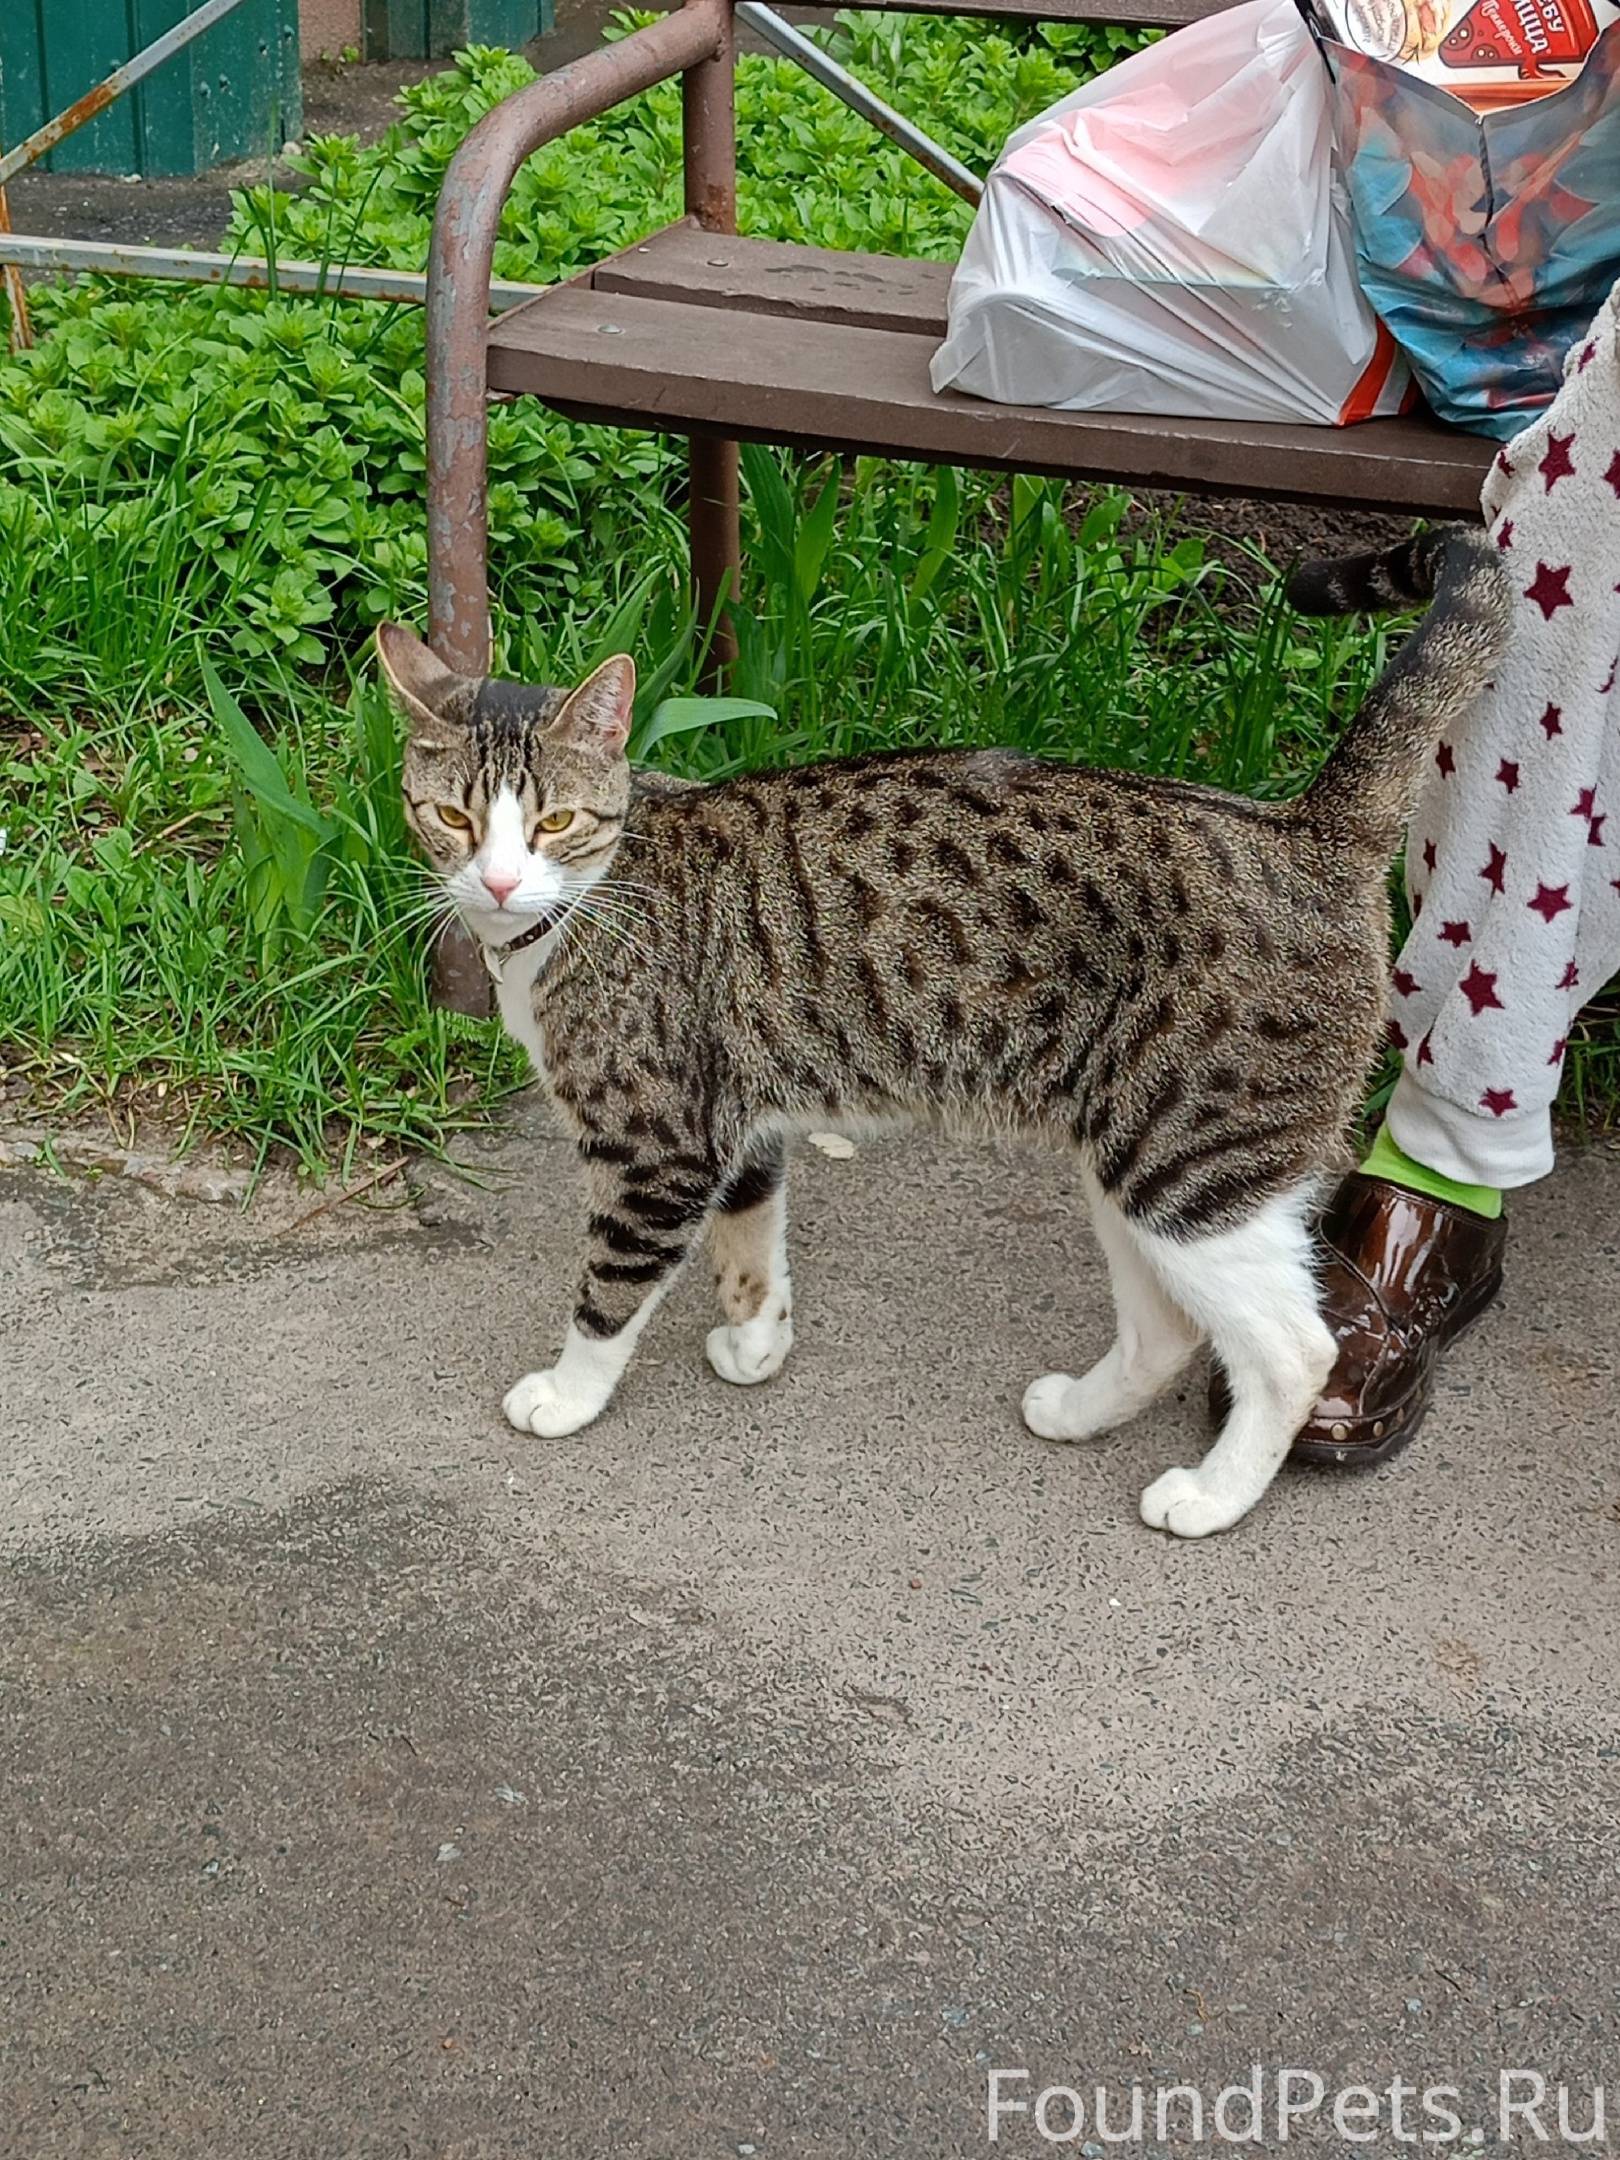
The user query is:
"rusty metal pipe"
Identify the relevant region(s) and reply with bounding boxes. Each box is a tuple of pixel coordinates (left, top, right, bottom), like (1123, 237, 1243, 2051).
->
(681, 0, 740, 682)
(689, 435, 741, 684)
(0, 0, 256, 188)
(423, 0, 727, 1014)
(0, 173, 32, 353)
(736, 2, 982, 206)
(682, 0, 737, 237)
(425, 0, 728, 674)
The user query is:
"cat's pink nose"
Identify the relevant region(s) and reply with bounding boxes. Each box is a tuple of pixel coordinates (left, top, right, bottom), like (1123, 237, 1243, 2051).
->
(481, 868, 521, 905)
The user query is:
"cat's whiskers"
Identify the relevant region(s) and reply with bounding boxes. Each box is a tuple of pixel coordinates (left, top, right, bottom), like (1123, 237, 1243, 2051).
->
(388, 891, 461, 937)
(393, 880, 459, 923)
(546, 900, 634, 997)
(568, 909, 655, 969)
(582, 871, 662, 916)
(579, 886, 657, 925)
(581, 867, 660, 898)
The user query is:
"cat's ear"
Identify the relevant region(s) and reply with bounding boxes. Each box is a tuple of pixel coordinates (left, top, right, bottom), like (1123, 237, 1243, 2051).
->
(551, 654, 636, 755)
(375, 623, 470, 747)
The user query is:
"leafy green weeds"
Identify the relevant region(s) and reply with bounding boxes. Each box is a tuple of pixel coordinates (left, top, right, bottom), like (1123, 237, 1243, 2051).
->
(5, 18, 1600, 1169)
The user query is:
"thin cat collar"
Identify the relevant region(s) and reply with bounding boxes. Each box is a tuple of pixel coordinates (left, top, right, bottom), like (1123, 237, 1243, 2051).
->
(482, 903, 570, 978)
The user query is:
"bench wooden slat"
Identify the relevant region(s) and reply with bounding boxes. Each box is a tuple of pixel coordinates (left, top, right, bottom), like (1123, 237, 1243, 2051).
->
(593, 224, 951, 336)
(488, 274, 1494, 517)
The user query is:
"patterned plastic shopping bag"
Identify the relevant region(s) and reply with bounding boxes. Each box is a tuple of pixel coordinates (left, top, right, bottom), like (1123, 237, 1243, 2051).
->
(930, 0, 1410, 426)
(1302, 0, 1620, 436)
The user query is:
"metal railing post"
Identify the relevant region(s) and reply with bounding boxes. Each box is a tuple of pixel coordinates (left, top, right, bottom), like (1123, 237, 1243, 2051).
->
(683, 0, 740, 686)
(0, 165, 32, 353)
(425, 0, 726, 672)
(421, 0, 727, 1011)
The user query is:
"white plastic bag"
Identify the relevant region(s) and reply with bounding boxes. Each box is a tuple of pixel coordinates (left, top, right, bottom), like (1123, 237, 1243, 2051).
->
(930, 0, 1410, 426)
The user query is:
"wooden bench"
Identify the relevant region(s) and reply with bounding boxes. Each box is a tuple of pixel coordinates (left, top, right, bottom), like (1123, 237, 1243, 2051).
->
(422, 0, 1495, 1003)
(492, 222, 1492, 507)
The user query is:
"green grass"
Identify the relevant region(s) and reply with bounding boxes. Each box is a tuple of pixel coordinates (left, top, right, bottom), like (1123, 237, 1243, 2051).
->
(0, 439, 1396, 1171)
(0, 16, 1606, 1169)
(0, 488, 518, 1174)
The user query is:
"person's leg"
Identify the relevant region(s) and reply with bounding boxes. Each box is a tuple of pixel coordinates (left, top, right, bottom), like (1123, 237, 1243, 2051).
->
(1382, 293, 1620, 1199)
(1294, 287, 1620, 1465)
(1359, 1121, 1501, 1219)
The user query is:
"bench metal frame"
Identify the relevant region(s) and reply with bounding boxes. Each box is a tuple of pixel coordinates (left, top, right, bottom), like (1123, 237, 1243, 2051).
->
(423, 0, 1240, 680)
(428, 0, 737, 676)
(424, 0, 1491, 690)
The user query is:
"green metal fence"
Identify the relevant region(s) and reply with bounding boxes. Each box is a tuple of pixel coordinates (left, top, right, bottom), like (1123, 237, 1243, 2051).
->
(363, 0, 554, 59)
(0, 0, 300, 176)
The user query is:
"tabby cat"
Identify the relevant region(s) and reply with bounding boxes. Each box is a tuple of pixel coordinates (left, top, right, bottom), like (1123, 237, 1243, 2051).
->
(379, 528, 1508, 1537)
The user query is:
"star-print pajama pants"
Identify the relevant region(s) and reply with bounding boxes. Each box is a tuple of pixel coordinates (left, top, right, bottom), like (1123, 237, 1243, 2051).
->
(1385, 280, 1620, 1191)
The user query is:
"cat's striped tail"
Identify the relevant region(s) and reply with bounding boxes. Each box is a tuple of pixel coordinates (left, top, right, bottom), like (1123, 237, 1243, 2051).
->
(1288, 529, 1452, 616)
(1299, 525, 1512, 854)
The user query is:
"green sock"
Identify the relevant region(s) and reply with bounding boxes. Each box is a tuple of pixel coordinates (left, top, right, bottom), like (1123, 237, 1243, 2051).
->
(1360, 1123, 1503, 1220)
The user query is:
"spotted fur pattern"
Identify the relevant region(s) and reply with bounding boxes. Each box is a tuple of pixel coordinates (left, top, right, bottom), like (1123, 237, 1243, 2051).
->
(378, 527, 1509, 1538)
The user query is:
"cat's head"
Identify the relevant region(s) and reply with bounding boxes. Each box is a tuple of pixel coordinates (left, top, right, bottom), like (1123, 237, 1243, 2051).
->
(377, 624, 634, 943)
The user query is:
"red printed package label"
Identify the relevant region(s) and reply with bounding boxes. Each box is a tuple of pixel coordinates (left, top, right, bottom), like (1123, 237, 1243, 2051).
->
(1314, 0, 1617, 100)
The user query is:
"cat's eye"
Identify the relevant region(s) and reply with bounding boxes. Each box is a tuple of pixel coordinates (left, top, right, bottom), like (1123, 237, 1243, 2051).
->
(536, 808, 574, 834)
(435, 804, 473, 833)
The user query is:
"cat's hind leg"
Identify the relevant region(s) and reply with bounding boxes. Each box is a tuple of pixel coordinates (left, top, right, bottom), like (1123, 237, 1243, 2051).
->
(705, 1138, 794, 1387)
(1131, 1182, 1334, 1539)
(1023, 1168, 1200, 1444)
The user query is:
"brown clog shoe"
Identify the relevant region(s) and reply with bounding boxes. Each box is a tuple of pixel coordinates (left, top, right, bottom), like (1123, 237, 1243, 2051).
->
(1210, 1173, 1507, 1468)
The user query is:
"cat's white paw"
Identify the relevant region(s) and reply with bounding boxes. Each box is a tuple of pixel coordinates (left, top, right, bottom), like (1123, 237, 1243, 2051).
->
(1023, 1353, 1168, 1443)
(1139, 1465, 1249, 1540)
(1022, 1371, 1094, 1443)
(502, 1366, 608, 1438)
(706, 1311, 793, 1387)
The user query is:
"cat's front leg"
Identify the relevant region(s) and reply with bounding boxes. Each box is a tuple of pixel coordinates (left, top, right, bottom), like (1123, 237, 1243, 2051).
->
(705, 1138, 793, 1387)
(503, 1147, 716, 1438)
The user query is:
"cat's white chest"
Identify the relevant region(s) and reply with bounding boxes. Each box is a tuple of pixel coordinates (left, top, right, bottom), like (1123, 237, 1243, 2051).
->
(496, 969, 548, 1077)
(491, 941, 553, 1080)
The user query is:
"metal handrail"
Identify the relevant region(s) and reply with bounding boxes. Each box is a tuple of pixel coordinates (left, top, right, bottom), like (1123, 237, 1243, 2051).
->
(737, 4, 982, 206)
(424, 0, 731, 671)
(419, 0, 733, 1012)
(0, 234, 547, 311)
